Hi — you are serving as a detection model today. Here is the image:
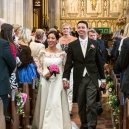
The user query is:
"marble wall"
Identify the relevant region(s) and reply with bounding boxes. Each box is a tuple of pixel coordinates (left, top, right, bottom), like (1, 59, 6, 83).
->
(0, 0, 33, 30)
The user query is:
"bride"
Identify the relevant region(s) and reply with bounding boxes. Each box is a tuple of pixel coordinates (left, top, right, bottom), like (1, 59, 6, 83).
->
(32, 31, 78, 129)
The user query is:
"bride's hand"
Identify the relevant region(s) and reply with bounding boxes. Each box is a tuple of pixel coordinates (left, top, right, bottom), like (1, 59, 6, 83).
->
(45, 72, 51, 78)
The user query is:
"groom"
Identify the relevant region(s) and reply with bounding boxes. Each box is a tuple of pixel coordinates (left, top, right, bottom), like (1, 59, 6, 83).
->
(63, 21, 106, 129)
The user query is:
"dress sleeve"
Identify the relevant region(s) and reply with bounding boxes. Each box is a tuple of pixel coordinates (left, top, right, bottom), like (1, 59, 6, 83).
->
(37, 50, 44, 76)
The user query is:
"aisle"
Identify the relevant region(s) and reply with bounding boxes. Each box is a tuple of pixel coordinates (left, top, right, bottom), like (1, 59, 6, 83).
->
(71, 97, 113, 129)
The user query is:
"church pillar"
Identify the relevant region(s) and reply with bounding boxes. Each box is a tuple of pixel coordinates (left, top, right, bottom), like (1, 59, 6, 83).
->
(126, 5, 129, 23)
(48, 0, 56, 28)
(55, 0, 60, 29)
(23, 0, 33, 29)
(0, 0, 33, 30)
(0, 0, 23, 27)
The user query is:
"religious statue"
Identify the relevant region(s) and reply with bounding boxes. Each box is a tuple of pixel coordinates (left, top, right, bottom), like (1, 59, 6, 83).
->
(90, 0, 97, 10)
(71, 3, 75, 12)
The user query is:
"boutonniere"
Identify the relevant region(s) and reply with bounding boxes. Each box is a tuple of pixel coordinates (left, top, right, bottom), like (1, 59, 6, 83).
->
(88, 44, 95, 51)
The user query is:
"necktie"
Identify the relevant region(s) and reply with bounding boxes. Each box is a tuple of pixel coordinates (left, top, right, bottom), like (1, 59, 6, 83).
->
(81, 40, 86, 57)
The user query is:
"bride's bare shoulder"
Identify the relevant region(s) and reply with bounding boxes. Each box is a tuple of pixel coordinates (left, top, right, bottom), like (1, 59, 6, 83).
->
(56, 48, 64, 53)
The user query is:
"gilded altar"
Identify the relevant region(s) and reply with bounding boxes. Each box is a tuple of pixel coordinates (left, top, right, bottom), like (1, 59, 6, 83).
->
(55, 0, 129, 33)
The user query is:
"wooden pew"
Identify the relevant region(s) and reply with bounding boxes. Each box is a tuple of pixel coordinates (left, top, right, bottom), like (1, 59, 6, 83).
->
(10, 90, 19, 129)
(19, 83, 31, 129)
(118, 89, 124, 129)
(31, 78, 39, 117)
(0, 98, 6, 129)
(123, 98, 129, 129)
(18, 79, 38, 128)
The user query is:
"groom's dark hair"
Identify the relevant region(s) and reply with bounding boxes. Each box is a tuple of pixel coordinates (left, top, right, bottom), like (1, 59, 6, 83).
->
(77, 21, 88, 28)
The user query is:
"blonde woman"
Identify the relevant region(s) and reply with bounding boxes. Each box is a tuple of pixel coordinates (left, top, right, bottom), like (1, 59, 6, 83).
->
(57, 23, 77, 116)
(30, 29, 45, 66)
(118, 23, 129, 53)
(17, 28, 37, 83)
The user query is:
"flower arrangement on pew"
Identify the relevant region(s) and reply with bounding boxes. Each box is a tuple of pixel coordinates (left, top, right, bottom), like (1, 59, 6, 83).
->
(105, 70, 120, 124)
(36, 80, 40, 93)
(16, 92, 27, 117)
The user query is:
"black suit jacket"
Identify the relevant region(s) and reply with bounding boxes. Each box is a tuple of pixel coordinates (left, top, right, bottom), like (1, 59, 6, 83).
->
(0, 38, 16, 95)
(63, 38, 105, 102)
(115, 37, 129, 96)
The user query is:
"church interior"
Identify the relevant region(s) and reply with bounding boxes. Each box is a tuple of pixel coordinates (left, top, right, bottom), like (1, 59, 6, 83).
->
(0, 0, 129, 129)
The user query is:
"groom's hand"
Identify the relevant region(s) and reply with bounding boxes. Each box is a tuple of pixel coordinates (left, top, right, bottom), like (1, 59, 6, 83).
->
(63, 80, 69, 89)
(101, 82, 106, 88)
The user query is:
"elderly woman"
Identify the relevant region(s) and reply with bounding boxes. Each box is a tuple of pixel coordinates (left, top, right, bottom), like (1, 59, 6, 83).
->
(17, 28, 37, 83)
(30, 29, 45, 66)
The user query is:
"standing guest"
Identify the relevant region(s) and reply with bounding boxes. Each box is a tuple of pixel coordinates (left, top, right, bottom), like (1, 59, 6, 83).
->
(58, 23, 77, 116)
(17, 28, 37, 83)
(30, 29, 45, 66)
(116, 37, 129, 98)
(12, 24, 22, 41)
(63, 21, 106, 129)
(71, 27, 79, 38)
(1, 23, 18, 89)
(118, 23, 129, 53)
(0, 38, 16, 115)
(96, 30, 109, 63)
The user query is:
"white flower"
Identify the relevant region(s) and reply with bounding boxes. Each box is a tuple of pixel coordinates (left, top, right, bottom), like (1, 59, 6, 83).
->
(108, 88, 112, 92)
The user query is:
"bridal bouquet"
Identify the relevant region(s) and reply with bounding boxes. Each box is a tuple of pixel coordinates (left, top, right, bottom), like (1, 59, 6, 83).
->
(46, 64, 60, 80)
(16, 92, 27, 117)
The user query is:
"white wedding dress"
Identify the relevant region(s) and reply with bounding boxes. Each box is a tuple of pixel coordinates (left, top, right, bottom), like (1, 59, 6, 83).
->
(32, 50, 78, 129)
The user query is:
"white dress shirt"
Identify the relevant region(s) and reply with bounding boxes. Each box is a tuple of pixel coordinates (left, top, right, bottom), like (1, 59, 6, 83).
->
(79, 37, 88, 77)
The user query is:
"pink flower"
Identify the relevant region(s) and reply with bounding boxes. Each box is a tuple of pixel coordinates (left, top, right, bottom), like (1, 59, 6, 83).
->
(88, 44, 95, 51)
(22, 93, 27, 104)
(91, 44, 95, 49)
(46, 64, 60, 80)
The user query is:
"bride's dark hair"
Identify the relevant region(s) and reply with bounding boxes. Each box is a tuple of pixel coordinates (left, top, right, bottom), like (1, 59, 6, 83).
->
(47, 31, 59, 40)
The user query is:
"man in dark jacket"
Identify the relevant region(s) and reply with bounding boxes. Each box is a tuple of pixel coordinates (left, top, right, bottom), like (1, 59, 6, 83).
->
(0, 38, 16, 115)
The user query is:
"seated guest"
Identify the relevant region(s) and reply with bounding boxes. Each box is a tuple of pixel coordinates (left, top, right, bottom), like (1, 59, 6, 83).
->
(17, 28, 37, 83)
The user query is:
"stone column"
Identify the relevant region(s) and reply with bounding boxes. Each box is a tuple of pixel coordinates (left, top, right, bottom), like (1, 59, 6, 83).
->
(126, 5, 129, 23)
(48, 0, 56, 28)
(55, 0, 60, 29)
(0, 0, 23, 26)
(0, 0, 33, 29)
(23, 0, 33, 30)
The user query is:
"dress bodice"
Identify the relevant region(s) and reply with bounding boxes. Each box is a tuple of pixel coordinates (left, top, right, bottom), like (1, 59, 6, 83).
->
(37, 50, 66, 77)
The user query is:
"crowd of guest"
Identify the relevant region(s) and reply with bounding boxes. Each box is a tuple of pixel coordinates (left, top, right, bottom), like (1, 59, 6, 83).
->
(0, 17, 129, 129)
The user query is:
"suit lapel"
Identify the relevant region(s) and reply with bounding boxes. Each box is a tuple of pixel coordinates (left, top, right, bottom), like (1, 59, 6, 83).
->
(74, 39, 85, 60)
(85, 38, 92, 58)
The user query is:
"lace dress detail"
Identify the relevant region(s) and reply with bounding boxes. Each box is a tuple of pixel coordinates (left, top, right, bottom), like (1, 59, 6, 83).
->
(37, 50, 66, 77)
